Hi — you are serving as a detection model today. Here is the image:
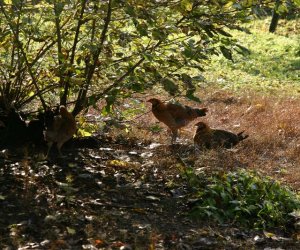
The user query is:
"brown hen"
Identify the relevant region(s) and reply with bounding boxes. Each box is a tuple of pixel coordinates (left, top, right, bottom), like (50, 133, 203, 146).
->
(193, 121, 248, 149)
(44, 105, 76, 157)
(148, 98, 208, 143)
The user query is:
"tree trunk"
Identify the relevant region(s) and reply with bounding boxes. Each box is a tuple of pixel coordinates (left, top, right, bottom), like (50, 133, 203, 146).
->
(269, 0, 280, 33)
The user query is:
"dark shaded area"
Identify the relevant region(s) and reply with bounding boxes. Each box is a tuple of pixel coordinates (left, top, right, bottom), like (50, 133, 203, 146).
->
(0, 107, 58, 150)
(0, 135, 299, 249)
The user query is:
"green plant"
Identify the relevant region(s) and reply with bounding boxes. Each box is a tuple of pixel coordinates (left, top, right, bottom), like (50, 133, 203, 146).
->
(1, 0, 285, 115)
(185, 169, 300, 229)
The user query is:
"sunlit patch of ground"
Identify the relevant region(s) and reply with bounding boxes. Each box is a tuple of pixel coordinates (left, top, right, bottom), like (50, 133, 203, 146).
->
(119, 88, 300, 191)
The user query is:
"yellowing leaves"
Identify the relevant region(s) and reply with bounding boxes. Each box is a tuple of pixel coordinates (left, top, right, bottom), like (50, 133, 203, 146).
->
(181, 0, 193, 12)
(66, 227, 76, 235)
(223, 1, 235, 10)
(107, 159, 140, 169)
(28, 91, 35, 97)
(0, 35, 10, 47)
(77, 116, 99, 137)
(294, 0, 300, 7)
(77, 128, 92, 137)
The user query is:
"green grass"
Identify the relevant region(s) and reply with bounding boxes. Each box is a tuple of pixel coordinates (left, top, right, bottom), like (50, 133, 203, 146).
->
(203, 18, 300, 95)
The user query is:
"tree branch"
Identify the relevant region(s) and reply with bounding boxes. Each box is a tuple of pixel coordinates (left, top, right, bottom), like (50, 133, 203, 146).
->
(73, 0, 113, 116)
(0, 2, 47, 110)
(60, 0, 88, 106)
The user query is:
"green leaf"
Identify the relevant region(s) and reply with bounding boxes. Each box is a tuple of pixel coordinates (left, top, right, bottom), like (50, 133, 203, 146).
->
(198, 23, 215, 38)
(88, 95, 97, 107)
(67, 227, 76, 235)
(181, 73, 193, 85)
(234, 44, 251, 56)
(277, 4, 288, 14)
(293, 0, 300, 7)
(216, 28, 232, 37)
(220, 46, 233, 61)
(130, 83, 144, 92)
(136, 23, 148, 37)
(125, 5, 136, 16)
(232, 3, 242, 9)
(183, 47, 193, 58)
(186, 90, 201, 103)
(152, 29, 167, 40)
(54, 2, 64, 16)
(143, 53, 153, 61)
(181, 0, 193, 12)
(161, 78, 178, 96)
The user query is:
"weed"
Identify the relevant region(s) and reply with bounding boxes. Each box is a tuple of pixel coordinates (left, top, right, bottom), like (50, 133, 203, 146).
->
(185, 169, 300, 229)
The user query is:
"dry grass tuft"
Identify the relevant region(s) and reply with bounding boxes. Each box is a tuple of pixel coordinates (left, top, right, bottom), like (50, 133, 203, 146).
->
(120, 89, 300, 191)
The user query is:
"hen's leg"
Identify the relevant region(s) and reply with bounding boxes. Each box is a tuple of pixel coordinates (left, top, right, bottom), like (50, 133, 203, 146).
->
(56, 141, 65, 157)
(171, 129, 178, 144)
(45, 142, 53, 158)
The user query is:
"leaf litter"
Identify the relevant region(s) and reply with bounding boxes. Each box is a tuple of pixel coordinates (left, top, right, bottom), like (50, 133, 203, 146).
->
(0, 132, 299, 249)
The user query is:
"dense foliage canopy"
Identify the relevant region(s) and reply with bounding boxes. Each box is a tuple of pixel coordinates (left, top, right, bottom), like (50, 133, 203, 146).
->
(0, 0, 299, 115)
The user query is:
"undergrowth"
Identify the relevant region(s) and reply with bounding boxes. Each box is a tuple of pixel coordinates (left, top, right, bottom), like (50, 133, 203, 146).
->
(184, 168, 300, 230)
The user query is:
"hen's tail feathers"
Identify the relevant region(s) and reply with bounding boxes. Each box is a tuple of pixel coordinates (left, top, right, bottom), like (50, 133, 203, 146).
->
(183, 106, 208, 119)
(237, 131, 249, 141)
(195, 107, 208, 117)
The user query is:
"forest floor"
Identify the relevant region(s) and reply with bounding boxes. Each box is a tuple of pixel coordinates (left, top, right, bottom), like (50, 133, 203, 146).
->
(1, 88, 300, 249)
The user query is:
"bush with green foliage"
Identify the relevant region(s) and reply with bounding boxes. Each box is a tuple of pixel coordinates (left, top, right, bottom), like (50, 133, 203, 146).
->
(2, 0, 298, 115)
(184, 168, 300, 229)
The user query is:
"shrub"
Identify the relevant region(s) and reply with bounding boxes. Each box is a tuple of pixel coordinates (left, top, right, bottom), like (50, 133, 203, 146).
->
(185, 169, 300, 229)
